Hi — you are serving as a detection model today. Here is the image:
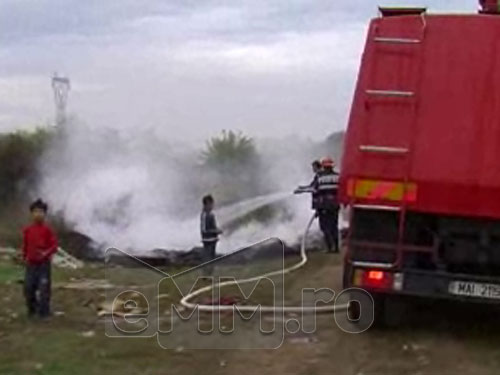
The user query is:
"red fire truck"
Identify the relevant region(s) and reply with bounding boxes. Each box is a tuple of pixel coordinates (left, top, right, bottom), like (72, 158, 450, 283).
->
(340, 1, 500, 325)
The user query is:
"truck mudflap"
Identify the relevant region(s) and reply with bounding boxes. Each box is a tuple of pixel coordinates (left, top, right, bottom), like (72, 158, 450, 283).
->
(346, 265, 500, 304)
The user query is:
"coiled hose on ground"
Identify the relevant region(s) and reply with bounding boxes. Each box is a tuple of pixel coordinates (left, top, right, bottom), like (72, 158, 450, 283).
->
(180, 213, 349, 314)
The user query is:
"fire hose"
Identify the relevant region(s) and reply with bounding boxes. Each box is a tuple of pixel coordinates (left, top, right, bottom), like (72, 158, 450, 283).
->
(180, 213, 350, 314)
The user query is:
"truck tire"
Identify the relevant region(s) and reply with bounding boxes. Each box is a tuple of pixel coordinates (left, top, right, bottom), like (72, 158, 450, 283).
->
(372, 294, 406, 328)
(342, 262, 352, 289)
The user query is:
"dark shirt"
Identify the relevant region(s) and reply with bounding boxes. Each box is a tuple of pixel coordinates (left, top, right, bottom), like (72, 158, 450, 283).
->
(310, 173, 320, 210)
(200, 210, 220, 243)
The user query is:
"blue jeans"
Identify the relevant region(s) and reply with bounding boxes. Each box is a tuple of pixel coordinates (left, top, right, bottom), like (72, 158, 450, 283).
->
(24, 261, 51, 317)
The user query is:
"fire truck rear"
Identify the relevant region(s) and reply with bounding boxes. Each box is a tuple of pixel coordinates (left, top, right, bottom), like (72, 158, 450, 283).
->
(340, 2, 500, 325)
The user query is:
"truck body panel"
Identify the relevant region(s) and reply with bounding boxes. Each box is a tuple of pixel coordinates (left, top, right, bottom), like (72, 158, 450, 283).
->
(340, 14, 500, 219)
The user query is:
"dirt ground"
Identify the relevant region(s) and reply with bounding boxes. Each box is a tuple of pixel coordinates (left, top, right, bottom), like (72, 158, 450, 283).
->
(1, 251, 500, 375)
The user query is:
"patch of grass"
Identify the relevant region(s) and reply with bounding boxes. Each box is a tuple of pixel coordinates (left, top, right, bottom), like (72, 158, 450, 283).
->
(0, 201, 28, 248)
(0, 253, 344, 375)
(0, 262, 23, 284)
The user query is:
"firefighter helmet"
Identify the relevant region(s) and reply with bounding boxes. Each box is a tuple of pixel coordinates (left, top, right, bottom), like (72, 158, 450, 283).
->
(321, 157, 334, 168)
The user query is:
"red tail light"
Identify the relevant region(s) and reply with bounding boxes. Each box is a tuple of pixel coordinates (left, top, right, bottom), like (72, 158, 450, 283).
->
(367, 270, 384, 281)
(358, 269, 394, 290)
(352, 269, 404, 291)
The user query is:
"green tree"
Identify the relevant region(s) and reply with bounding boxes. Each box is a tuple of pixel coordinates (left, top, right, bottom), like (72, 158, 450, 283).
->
(202, 130, 257, 171)
(200, 130, 262, 203)
(0, 127, 53, 201)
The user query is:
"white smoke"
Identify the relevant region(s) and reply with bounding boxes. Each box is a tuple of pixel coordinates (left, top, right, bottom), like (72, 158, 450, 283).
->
(39, 120, 322, 253)
(218, 193, 314, 252)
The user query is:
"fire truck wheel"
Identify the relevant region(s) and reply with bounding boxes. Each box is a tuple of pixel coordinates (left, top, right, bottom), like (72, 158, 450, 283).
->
(342, 262, 352, 289)
(373, 294, 406, 328)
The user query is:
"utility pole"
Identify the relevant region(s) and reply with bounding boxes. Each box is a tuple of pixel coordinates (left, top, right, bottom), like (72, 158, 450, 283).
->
(52, 73, 70, 127)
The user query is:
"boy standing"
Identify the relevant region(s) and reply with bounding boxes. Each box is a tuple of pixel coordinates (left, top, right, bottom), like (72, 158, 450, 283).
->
(22, 199, 58, 318)
(200, 195, 222, 275)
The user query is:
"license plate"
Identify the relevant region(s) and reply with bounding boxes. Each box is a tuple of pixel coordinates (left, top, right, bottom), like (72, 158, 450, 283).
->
(449, 280, 500, 300)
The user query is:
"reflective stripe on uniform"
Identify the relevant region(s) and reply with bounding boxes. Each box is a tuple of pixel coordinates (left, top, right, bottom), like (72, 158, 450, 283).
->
(318, 184, 338, 190)
(202, 237, 219, 242)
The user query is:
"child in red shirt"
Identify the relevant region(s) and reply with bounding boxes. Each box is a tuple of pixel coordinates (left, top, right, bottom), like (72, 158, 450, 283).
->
(22, 199, 58, 318)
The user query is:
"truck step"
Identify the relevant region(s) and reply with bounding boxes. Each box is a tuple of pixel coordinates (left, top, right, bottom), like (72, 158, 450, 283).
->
(374, 37, 421, 44)
(359, 145, 409, 154)
(351, 261, 394, 269)
(353, 204, 402, 211)
(366, 89, 415, 97)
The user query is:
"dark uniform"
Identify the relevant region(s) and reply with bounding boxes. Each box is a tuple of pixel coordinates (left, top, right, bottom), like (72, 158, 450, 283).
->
(295, 173, 321, 210)
(310, 173, 320, 210)
(314, 168, 340, 252)
(200, 210, 220, 275)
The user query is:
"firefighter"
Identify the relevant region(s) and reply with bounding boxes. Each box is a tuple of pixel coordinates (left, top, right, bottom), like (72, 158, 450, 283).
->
(314, 157, 340, 253)
(200, 194, 223, 276)
(294, 160, 322, 210)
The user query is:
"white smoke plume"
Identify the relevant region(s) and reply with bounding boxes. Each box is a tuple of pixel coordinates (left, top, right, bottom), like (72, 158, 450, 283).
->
(38, 119, 324, 254)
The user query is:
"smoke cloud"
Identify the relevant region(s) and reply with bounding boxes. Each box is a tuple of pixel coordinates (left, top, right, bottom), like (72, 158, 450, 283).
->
(38, 119, 325, 254)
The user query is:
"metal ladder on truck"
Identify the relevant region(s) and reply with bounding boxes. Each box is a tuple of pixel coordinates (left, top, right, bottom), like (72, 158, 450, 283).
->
(351, 7, 438, 269)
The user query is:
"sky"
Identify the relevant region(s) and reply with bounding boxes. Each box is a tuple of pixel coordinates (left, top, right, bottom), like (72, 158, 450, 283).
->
(0, 0, 476, 141)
